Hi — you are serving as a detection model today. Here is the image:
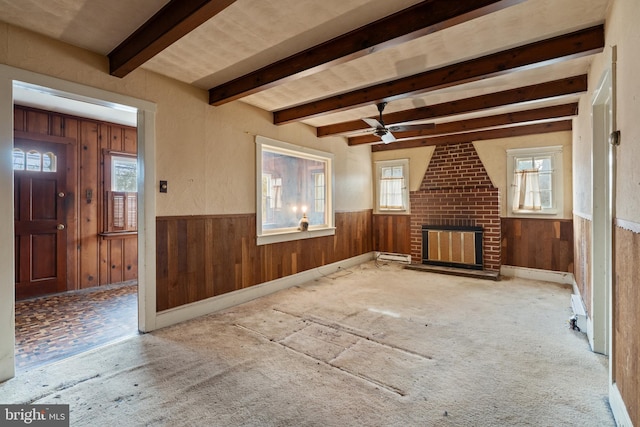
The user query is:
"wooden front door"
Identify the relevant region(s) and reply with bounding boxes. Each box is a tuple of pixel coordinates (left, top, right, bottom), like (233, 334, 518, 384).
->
(14, 139, 68, 300)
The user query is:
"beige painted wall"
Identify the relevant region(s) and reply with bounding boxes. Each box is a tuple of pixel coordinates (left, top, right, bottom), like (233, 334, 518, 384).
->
(475, 131, 573, 218)
(573, 0, 640, 224)
(606, 0, 640, 223)
(0, 23, 372, 217)
(371, 146, 435, 192)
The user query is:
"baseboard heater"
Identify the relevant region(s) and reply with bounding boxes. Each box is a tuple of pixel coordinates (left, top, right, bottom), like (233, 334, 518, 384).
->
(375, 252, 411, 264)
(570, 294, 587, 333)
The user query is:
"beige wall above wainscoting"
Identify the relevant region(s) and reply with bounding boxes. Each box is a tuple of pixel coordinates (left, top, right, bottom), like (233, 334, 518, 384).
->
(474, 131, 573, 219)
(371, 146, 435, 192)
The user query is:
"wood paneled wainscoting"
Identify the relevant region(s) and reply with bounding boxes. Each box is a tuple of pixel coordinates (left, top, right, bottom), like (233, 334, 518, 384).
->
(614, 224, 640, 426)
(156, 210, 373, 311)
(573, 215, 592, 315)
(501, 218, 574, 273)
(372, 214, 411, 255)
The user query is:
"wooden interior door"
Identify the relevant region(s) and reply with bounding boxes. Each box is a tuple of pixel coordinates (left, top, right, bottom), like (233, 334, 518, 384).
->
(14, 139, 68, 300)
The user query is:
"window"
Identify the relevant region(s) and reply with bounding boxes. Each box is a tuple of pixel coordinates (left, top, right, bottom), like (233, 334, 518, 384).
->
(375, 159, 409, 213)
(104, 152, 138, 233)
(111, 156, 137, 192)
(507, 146, 563, 216)
(256, 136, 334, 245)
(13, 148, 56, 172)
(313, 172, 325, 213)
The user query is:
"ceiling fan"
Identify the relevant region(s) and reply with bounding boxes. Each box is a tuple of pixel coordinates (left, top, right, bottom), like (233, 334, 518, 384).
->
(362, 102, 396, 144)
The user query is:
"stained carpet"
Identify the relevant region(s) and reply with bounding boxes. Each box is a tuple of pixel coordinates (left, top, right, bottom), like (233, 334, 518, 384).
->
(1, 262, 613, 426)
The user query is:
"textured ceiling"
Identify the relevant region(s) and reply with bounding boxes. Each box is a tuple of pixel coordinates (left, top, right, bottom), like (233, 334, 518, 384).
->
(0, 0, 611, 139)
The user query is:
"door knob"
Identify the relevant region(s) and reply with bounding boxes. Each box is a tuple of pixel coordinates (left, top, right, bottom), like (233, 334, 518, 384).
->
(58, 192, 65, 198)
(57, 224, 65, 230)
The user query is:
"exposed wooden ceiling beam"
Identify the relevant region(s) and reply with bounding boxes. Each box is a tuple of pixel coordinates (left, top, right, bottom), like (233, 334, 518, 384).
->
(208, 0, 526, 105)
(371, 120, 572, 152)
(109, 0, 237, 78)
(274, 25, 603, 124)
(317, 75, 587, 137)
(349, 103, 579, 145)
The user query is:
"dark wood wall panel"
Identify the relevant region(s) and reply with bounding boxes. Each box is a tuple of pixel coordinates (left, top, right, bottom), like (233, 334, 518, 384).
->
(573, 215, 592, 314)
(98, 122, 138, 287)
(501, 218, 574, 272)
(156, 210, 373, 311)
(79, 120, 100, 288)
(372, 214, 411, 255)
(14, 105, 138, 292)
(64, 118, 80, 289)
(614, 225, 640, 426)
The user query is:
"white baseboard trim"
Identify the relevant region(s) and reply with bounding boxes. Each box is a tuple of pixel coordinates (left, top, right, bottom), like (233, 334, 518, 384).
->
(155, 252, 374, 330)
(610, 382, 634, 426)
(500, 265, 574, 285)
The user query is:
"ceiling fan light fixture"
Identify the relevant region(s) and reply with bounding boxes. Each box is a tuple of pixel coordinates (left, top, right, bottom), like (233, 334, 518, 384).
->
(362, 102, 396, 143)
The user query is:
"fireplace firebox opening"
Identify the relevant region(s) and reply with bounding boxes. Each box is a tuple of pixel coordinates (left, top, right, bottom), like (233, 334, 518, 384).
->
(422, 225, 483, 270)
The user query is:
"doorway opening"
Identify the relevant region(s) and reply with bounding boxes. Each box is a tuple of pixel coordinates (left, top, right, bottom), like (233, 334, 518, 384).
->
(590, 66, 614, 356)
(12, 82, 140, 372)
(1, 65, 157, 382)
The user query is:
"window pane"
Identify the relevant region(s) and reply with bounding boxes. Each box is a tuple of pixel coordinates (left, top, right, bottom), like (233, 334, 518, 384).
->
(13, 149, 25, 170)
(540, 190, 552, 208)
(538, 173, 552, 191)
(42, 152, 57, 172)
(380, 165, 405, 210)
(26, 150, 41, 171)
(262, 149, 327, 230)
(112, 156, 137, 192)
(314, 172, 325, 213)
(516, 158, 533, 170)
(536, 157, 552, 171)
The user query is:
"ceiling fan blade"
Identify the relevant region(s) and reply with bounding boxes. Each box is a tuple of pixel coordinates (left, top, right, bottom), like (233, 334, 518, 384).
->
(380, 131, 396, 144)
(389, 123, 435, 133)
(362, 117, 383, 129)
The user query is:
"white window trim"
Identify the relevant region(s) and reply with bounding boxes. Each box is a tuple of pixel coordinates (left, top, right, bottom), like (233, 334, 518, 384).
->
(255, 135, 335, 245)
(374, 158, 410, 214)
(506, 146, 563, 218)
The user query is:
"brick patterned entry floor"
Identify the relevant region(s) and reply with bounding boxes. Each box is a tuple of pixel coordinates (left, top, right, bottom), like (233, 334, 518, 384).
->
(14, 283, 139, 372)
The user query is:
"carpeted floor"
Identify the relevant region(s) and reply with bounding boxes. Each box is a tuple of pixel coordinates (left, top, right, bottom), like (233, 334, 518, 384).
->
(0, 262, 614, 426)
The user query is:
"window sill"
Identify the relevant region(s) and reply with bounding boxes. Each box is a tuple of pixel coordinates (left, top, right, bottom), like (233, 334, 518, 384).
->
(374, 210, 410, 215)
(257, 227, 336, 246)
(508, 210, 559, 218)
(100, 231, 138, 240)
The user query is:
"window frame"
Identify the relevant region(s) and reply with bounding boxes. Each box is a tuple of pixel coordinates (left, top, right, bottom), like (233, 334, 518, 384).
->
(256, 135, 335, 245)
(374, 159, 410, 214)
(103, 150, 138, 234)
(506, 146, 563, 218)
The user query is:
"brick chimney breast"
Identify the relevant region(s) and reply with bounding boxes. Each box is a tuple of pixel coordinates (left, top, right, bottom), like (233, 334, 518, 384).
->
(410, 142, 501, 271)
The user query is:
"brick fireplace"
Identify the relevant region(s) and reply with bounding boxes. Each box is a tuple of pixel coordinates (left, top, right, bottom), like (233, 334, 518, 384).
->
(409, 142, 501, 271)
